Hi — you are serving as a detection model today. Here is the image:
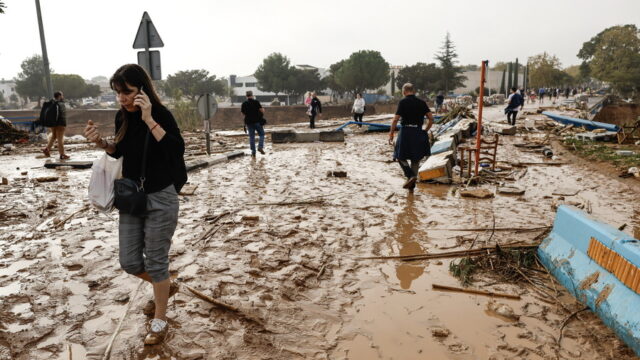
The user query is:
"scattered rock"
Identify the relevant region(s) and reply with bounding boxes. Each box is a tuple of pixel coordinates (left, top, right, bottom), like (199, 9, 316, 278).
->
(114, 292, 130, 303)
(20, 171, 27, 176)
(327, 171, 348, 178)
(486, 300, 519, 321)
(242, 215, 260, 221)
(431, 327, 450, 338)
(459, 189, 494, 199)
(497, 186, 525, 195)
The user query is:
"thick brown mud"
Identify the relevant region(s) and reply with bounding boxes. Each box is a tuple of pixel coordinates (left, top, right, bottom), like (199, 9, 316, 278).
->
(1, 105, 639, 359)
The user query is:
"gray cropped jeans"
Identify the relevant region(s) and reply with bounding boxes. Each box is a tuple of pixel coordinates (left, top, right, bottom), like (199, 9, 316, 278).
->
(118, 184, 179, 283)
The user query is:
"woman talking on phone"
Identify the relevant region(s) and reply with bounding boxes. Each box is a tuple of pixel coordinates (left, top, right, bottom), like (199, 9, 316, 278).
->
(83, 64, 187, 345)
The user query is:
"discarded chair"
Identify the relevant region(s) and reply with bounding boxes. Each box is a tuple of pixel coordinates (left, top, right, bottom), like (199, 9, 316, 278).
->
(458, 134, 499, 178)
(617, 119, 640, 144)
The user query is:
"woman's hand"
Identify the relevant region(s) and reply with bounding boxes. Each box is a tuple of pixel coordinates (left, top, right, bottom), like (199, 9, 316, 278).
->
(84, 120, 101, 144)
(134, 88, 152, 122)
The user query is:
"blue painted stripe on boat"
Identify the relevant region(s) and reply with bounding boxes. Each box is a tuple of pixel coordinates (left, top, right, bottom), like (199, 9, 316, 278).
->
(542, 112, 619, 132)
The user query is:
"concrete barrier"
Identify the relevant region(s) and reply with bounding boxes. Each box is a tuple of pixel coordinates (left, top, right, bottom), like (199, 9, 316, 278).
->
(538, 205, 640, 356)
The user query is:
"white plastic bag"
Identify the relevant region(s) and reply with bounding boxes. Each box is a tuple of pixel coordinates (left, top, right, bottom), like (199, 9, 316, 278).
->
(88, 153, 122, 212)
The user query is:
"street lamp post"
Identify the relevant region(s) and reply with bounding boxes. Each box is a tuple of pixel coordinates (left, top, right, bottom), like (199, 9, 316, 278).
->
(35, 0, 53, 98)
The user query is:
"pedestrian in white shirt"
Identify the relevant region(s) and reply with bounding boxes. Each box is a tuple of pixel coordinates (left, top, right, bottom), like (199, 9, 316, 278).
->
(352, 93, 366, 127)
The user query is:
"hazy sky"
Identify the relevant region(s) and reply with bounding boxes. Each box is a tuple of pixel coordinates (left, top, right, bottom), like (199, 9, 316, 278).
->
(1, 0, 638, 82)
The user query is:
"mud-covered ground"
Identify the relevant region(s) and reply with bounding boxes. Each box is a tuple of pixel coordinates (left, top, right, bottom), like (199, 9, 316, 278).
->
(1, 104, 639, 360)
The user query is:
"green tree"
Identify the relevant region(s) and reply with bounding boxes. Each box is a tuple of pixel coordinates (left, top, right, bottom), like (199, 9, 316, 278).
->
(254, 52, 293, 97)
(527, 52, 567, 88)
(285, 68, 324, 98)
(9, 94, 18, 103)
(395, 62, 442, 96)
(14, 55, 49, 102)
(334, 50, 390, 94)
(578, 25, 640, 95)
(163, 70, 227, 102)
(434, 33, 467, 93)
(51, 74, 101, 99)
(0, 91, 5, 104)
(325, 60, 348, 96)
(0, 1, 5, 14)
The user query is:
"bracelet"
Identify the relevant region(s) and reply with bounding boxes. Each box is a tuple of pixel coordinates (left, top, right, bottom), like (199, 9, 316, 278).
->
(98, 138, 108, 149)
(150, 123, 160, 132)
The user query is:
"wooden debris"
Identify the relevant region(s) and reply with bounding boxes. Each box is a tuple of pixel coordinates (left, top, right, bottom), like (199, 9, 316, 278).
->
(552, 187, 580, 196)
(35, 176, 59, 183)
(102, 280, 144, 360)
(432, 283, 521, 300)
(428, 226, 550, 233)
(182, 283, 239, 312)
(54, 205, 89, 229)
(357, 244, 539, 261)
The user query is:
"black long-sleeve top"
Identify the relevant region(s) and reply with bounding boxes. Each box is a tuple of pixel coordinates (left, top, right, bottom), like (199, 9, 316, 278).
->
(310, 97, 322, 115)
(109, 106, 187, 194)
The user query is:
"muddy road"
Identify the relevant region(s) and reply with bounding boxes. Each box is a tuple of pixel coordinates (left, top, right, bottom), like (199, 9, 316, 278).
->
(1, 105, 639, 359)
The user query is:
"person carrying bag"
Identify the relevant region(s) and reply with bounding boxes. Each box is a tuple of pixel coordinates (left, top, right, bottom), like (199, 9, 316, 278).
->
(83, 63, 186, 345)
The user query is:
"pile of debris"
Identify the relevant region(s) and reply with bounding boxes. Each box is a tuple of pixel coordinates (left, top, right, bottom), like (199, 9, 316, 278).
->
(0, 117, 28, 144)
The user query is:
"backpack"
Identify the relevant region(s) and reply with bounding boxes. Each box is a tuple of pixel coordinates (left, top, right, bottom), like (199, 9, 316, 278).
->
(38, 99, 60, 127)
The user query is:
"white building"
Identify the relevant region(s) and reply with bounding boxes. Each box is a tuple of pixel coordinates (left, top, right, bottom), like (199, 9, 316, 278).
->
(229, 64, 329, 105)
(0, 81, 18, 103)
(455, 70, 525, 95)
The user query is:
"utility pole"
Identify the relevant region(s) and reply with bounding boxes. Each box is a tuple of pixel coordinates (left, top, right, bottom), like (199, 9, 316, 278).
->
(35, 0, 53, 98)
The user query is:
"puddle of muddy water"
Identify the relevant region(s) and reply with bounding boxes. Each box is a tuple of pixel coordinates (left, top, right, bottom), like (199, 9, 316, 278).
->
(1, 108, 638, 360)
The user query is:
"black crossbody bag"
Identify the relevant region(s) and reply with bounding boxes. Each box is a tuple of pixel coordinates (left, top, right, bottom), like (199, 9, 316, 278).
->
(114, 131, 150, 215)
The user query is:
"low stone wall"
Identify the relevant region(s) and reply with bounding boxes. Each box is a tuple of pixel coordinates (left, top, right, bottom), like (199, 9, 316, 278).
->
(1, 103, 399, 136)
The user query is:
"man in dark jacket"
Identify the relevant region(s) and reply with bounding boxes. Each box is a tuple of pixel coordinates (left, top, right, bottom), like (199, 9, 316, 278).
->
(241, 91, 266, 156)
(308, 92, 322, 129)
(505, 87, 523, 126)
(388, 83, 434, 191)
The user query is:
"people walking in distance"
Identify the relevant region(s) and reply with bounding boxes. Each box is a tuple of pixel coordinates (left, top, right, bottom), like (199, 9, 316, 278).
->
(241, 90, 266, 157)
(435, 92, 445, 114)
(309, 92, 322, 129)
(538, 87, 545, 104)
(388, 83, 433, 191)
(41, 91, 69, 159)
(352, 93, 366, 127)
(83, 64, 187, 345)
(505, 87, 524, 126)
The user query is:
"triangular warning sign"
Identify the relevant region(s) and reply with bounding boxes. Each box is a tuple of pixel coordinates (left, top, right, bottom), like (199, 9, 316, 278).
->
(132, 12, 164, 49)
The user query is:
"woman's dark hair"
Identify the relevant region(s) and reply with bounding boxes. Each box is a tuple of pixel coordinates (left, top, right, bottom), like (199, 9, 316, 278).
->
(110, 64, 164, 142)
(356, 93, 362, 97)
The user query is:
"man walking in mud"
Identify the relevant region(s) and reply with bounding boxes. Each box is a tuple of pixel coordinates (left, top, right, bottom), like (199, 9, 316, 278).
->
(388, 83, 433, 191)
(241, 91, 266, 157)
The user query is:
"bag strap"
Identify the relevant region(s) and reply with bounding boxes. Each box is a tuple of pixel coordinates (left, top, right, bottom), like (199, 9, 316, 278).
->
(139, 129, 151, 190)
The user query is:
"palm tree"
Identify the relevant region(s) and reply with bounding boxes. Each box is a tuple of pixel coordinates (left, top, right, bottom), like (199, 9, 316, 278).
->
(0, 1, 6, 14)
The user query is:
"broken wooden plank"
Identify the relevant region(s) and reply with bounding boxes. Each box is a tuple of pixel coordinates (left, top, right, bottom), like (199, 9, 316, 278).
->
(44, 161, 93, 169)
(432, 283, 521, 300)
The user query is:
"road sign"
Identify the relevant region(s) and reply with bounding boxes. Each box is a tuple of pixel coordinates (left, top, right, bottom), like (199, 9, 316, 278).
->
(197, 94, 218, 120)
(132, 12, 164, 49)
(137, 50, 162, 80)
